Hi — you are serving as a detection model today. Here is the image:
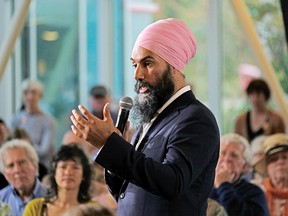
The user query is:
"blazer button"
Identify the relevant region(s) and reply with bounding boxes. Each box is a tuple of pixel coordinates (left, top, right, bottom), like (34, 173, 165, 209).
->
(120, 193, 125, 199)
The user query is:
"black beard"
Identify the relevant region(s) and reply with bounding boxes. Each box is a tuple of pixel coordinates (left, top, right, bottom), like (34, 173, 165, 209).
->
(131, 65, 175, 124)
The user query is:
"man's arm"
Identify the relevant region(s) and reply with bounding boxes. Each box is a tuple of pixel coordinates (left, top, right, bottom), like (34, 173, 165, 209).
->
(96, 113, 219, 200)
(104, 170, 125, 201)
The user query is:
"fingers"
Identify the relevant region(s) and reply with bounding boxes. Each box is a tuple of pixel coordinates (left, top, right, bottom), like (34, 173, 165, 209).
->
(125, 120, 130, 131)
(71, 125, 84, 139)
(71, 109, 87, 129)
(103, 103, 113, 124)
(114, 127, 122, 137)
(70, 108, 90, 141)
(123, 120, 131, 142)
(78, 105, 94, 121)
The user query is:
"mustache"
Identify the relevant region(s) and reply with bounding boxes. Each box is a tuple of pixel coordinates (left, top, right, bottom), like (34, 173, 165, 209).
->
(135, 80, 155, 93)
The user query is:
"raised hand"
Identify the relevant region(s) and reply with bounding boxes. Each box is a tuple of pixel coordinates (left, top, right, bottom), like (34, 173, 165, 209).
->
(214, 163, 236, 188)
(70, 103, 118, 149)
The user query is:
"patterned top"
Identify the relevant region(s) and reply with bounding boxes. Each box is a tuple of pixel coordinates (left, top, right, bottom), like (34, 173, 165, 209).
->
(0, 202, 13, 216)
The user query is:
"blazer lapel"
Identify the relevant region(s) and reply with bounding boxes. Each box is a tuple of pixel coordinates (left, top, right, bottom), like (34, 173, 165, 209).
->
(138, 91, 195, 152)
(131, 125, 143, 147)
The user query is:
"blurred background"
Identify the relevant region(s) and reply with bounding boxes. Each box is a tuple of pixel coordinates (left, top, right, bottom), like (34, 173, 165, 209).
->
(0, 0, 287, 147)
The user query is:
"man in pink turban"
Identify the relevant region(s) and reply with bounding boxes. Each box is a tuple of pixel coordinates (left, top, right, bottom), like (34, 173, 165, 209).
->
(133, 18, 197, 73)
(71, 18, 220, 216)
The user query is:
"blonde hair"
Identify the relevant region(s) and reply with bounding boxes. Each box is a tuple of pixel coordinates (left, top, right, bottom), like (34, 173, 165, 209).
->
(22, 79, 44, 97)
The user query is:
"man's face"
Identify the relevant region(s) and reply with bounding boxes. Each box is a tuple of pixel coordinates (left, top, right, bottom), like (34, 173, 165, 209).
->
(217, 142, 246, 182)
(23, 89, 41, 108)
(131, 47, 175, 123)
(3, 148, 37, 193)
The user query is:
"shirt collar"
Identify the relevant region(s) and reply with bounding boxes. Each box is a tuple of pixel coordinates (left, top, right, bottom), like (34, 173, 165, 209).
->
(157, 85, 191, 115)
(11, 178, 43, 200)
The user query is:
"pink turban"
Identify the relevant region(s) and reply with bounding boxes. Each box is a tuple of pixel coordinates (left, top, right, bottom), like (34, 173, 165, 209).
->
(132, 18, 197, 73)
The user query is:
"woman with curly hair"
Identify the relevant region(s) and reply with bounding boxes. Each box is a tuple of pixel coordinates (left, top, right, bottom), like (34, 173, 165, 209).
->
(23, 144, 100, 216)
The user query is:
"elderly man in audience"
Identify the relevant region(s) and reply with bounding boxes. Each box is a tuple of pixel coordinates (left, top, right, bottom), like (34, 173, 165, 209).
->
(255, 133, 288, 216)
(210, 133, 269, 215)
(0, 139, 48, 216)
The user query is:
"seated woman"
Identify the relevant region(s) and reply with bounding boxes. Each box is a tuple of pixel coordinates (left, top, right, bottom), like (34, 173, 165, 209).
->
(255, 133, 288, 216)
(23, 144, 100, 215)
(62, 130, 117, 214)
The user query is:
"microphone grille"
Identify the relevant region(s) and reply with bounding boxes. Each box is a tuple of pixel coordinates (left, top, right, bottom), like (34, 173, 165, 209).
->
(119, 96, 133, 110)
(119, 97, 133, 110)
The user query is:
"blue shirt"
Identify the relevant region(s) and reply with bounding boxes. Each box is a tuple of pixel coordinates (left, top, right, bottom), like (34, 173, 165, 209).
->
(0, 179, 48, 216)
(11, 111, 56, 168)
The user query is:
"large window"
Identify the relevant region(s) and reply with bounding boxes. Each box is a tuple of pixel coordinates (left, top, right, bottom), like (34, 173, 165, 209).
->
(0, 0, 286, 146)
(20, 0, 80, 145)
(153, 0, 288, 134)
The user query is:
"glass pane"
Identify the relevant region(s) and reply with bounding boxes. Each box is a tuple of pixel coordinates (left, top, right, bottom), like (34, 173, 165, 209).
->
(22, 0, 80, 147)
(222, 0, 288, 134)
(153, 0, 209, 102)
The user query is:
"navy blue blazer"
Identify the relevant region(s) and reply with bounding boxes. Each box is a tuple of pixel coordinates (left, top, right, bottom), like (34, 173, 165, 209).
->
(96, 91, 220, 216)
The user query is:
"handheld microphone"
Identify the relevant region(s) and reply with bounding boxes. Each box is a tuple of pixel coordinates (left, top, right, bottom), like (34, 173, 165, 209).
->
(115, 96, 133, 134)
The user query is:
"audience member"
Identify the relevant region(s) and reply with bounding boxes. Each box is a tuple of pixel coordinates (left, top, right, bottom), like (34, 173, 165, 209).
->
(62, 130, 95, 157)
(0, 118, 10, 145)
(250, 135, 267, 188)
(62, 203, 114, 216)
(234, 78, 285, 142)
(62, 130, 87, 146)
(0, 139, 48, 216)
(210, 133, 269, 215)
(62, 131, 117, 214)
(206, 198, 228, 216)
(10, 127, 48, 181)
(89, 85, 118, 123)
(23, 144, 99, 215)
(0, 201, 12, 216)
(0, 119, 10, 189)
(71, 18, 220, 216)
(10, 79, 56, 168)
(255, 133, 288, 216)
